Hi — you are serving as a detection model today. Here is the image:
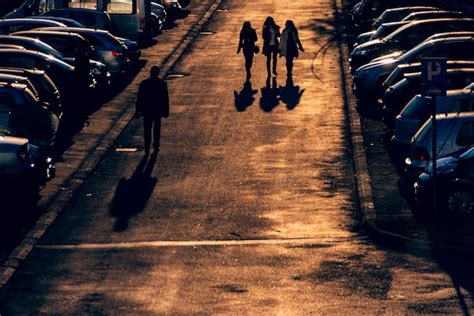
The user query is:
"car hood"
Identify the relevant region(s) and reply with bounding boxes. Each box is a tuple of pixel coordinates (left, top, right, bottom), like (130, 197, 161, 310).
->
(352, 39, 383, 53)
(356, 57, 398, 73)
(370, 51, 404, 63)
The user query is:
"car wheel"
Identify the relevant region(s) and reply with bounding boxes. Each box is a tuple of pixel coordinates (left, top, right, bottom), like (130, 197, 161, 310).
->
(447, 189, 473, 214)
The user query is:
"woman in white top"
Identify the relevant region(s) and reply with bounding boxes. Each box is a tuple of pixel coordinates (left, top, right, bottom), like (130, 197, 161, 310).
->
(262, 16, 281, 77)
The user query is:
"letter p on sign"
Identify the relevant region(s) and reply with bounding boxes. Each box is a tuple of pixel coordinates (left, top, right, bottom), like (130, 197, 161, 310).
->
(421, 57, 447, 97)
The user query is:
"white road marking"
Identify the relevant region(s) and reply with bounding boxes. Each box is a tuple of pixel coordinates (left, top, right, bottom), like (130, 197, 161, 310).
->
(36, 236, 364, 250)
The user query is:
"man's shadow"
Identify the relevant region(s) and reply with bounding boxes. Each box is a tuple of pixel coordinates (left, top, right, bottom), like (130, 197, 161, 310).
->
(260, 76, 280, 112)
(234, 80, 258, 112)
(279, 77, 305, 110)
(109, 153, 158, 232)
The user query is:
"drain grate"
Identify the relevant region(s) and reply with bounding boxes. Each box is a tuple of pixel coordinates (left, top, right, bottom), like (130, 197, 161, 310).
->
(200, 31, 216, 35)
(166, 72, 191, 79)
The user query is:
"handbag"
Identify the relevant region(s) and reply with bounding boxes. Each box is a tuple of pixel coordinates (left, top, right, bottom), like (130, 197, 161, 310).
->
(254, 45, 260, 54)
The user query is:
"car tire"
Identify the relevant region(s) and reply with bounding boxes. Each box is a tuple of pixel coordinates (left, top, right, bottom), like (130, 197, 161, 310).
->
(446, 188, 473, 215)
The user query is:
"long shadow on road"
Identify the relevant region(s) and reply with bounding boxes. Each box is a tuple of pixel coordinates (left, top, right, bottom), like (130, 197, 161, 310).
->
(109, 153, 158, 232)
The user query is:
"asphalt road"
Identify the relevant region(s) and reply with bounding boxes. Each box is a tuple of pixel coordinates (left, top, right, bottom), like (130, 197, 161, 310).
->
(1, 0, 474, 314)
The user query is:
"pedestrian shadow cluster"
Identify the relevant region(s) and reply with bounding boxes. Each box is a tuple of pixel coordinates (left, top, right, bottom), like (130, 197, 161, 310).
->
(234, 77, 305, 112)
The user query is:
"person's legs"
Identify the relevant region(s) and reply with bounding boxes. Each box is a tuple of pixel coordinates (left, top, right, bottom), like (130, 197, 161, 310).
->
(244, 53, 253, 79)
(152, 118, 162, 151)
(272, 50, 278, 75)
(143, 116, 153, 154)
(266, 53, 271, 76)
(286, 57, 294, 77)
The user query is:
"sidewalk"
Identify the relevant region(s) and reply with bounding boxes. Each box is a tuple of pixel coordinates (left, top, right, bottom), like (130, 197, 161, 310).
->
(337, 0, 474, 254)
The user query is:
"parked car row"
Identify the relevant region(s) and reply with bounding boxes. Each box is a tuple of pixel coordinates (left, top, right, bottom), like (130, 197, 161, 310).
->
(349, 2, 474, 214)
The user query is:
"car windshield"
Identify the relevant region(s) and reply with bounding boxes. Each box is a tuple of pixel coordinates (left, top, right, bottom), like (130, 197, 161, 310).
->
(414, 118, 432, 143)
(398, 41, 428, 62)
(31, 40, 64, 59)
(401, 96, 428, 119)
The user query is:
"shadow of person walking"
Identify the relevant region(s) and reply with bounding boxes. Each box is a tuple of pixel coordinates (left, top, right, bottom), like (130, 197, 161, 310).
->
(109, 153, 158, 232)
(234, 80, 258, 112)
(260, 76, 280, 113)
(279, 77, 305, 110)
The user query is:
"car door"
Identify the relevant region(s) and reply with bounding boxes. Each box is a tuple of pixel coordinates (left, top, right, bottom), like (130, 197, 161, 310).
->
(453, 120, 474, 155)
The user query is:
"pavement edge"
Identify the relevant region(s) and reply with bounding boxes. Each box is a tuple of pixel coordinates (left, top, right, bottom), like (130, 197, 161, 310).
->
(0, 0, 222, 290)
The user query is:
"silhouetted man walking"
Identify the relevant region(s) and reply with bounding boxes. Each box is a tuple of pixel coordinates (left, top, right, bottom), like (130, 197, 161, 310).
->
(135, 66, 169, 154)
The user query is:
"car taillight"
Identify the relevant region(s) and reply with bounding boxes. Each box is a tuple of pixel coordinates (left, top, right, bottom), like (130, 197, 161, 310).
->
(17, 144, 30, 162)
(112, 50, 123, 57)
(415, 147, 431, 161)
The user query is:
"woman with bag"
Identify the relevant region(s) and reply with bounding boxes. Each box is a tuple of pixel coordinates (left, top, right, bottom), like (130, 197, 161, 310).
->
(237, 21, 258, 80)
(262, 16, 281, 77)
(279, 20, 304, 78)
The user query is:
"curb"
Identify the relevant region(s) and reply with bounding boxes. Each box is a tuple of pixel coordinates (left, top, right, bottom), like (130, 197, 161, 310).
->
(0, 0, 222, 290)
(334, 0, 474, 255)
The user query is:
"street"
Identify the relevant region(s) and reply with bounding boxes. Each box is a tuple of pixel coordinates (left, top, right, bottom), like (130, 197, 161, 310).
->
(1, 0, 474, 314)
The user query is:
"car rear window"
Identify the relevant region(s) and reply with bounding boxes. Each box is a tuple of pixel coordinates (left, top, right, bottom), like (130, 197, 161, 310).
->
(401, 96, 428, 119)
(457, 121, 474, 146)
(414, 118, 432, 143)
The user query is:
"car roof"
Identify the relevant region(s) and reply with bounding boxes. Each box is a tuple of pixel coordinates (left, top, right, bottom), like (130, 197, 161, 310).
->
(405, 68, 474, 79)
(37, 26, 109, 35)
(382, 6, 438, 13)
(0, 18, 65, 26)
(435, 112, 474, 120)
(0, 73, 28, 82)
(389, 18, 474, 38)
(0, 82, 28, 91)
(0, 44, 25, 50)
(0, 67, 45, 76)
(0, 34, 46, 44)
(29, 16, 85, 27)
(46, 8, 108, 15)
(14, 30, 86, 40)
(425, 36, 474, 45)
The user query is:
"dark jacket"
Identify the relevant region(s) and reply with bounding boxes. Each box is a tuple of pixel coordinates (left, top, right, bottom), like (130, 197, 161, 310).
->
(237, 27, 258, 56)
(262, 25, 280, 56)
(136, 77, 169, 118)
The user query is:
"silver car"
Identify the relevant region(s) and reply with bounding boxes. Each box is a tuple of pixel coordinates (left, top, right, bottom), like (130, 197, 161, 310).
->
(37, 26, 130, 75)
(405, 112, 474, 178)
(393, 90, 474, 145)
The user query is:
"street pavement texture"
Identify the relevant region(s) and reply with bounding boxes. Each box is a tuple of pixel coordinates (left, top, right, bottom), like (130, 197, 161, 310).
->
(2, 0, 474, 314)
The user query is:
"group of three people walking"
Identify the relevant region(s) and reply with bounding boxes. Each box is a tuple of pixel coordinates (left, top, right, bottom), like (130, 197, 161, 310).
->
(237, 17, 304, 80)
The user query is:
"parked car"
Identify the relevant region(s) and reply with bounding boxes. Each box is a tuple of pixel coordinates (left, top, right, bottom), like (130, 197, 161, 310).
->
(350, 18, 474, 70)
(355, 21, 410, 47)
(41, 8, 112, 31)
(27, 15, 86, 27)
(405, 112, 474, 179)
(36, 27, 130, 75)
(372, 6, 438, 29)
(393, 89, 474, 145)
(414, 146, 474, 214)
(402, 10, 467, 22)
(353, 37, 474, 100)
(158, 0, 182, 13)
(0, 67, 62, 116)
(0, 18, 65, 35)
(0, 134, 55, 189)
(383, 68, 474, 121)
(381, 60, 474, 99)
(0, 49, 84, 101)
(0, 73, 40, 103)
(422, 31, 474, 42)
(0, 82, 59, 148)
(0, 34, 110, 88)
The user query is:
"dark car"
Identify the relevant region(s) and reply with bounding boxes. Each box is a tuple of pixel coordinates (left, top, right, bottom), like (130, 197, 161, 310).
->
(402, 10, 467, 22)
(0, 18, 65, 35)
(41, 8, 112, 31)
(1, 34, 110, 88)
(0, 67, 62, 116)
(372, 6, 438, 29)
(350, 18, 474, 70)
(353, 37, 474, 100)
(381, 60, 474, 97)
(0, 49, 83, 101)
(414, 146, 474, 215)
(35, 27, 130, 75)
(383, 68, 474, 121)
(355, 21, 410, 47)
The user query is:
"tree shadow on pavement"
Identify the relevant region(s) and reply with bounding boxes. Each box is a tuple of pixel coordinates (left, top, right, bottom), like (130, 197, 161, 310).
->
(164, 9, 191, 30)
(279, 77, 305, 110)
(234, 80, 257, 112)
(260, 76, 280, 112)
(109, 153, 158, 232)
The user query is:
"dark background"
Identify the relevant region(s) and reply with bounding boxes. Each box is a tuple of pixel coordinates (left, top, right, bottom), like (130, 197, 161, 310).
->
(0, 0, 23, 16)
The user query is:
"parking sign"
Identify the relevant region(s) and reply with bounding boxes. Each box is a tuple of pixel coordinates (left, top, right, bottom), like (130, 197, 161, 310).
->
(421, 58, 447, 97)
